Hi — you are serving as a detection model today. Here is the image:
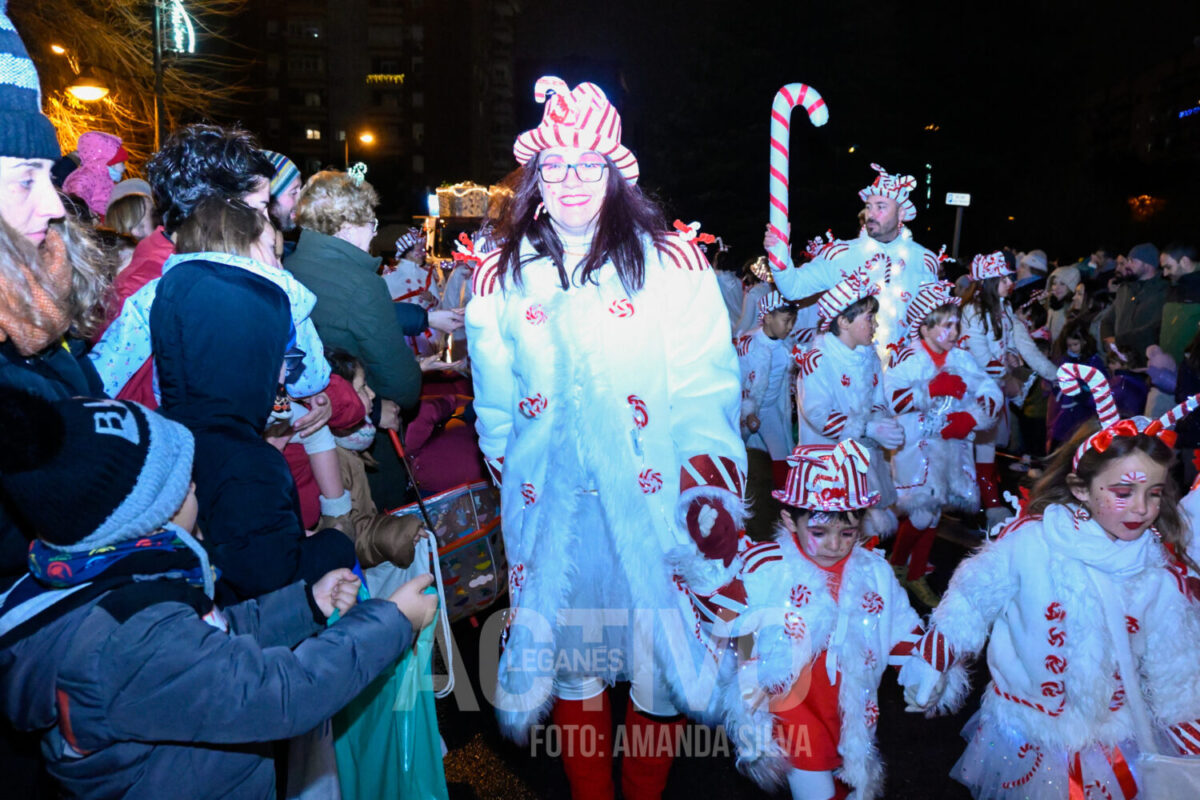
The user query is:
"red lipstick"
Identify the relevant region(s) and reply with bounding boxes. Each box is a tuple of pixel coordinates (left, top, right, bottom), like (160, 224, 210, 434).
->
(1123, 522, 1142, 530)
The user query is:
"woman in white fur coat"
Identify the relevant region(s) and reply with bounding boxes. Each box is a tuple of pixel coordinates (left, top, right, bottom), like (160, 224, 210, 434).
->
(910, 370, 1200, 799)
(959, 251, 1059, 529)
(465, 77, 746, 800)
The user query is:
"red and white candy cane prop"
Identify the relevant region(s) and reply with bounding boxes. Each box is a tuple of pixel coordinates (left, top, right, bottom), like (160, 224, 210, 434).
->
(1147, 394, 1200, 437)
(766, 83, 829, 272)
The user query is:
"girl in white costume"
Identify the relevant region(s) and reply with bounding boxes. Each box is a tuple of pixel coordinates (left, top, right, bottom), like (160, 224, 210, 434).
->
(465, 77, 746, 800)
(908, 364, 1200, 799)
(959, 251, 1059, 530)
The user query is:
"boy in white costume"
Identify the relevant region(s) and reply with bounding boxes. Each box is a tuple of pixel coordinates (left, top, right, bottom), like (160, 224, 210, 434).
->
(797, 265, 905, 540)
(765, 164, 940, 361)
(738, 290, 799, 485)
(708, 441, 959, 799)
(908, 365, 1200, 799)
(885, 282, 1002, 606)
(466, 76, 746, 800)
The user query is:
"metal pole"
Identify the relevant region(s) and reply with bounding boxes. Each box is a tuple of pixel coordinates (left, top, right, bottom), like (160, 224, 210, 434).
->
(152, 0, 164, 151)
(951, 207, 964, 260)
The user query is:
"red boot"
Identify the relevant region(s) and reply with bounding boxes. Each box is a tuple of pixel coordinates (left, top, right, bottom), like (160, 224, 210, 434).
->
(551, 694, 615, 800)
(976, 461, 1002, 509)
(620, 698, 685, 800)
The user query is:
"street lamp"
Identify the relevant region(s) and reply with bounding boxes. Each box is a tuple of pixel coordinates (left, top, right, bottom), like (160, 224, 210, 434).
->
(344, 130, 376, 168)
(67, 68, 109, 102)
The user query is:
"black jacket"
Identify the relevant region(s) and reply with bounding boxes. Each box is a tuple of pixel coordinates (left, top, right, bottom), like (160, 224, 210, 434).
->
(151, 256, 354, 601)
(0, 338, 106, 584)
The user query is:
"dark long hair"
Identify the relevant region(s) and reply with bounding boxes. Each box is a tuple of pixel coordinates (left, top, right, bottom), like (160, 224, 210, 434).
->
(1050, 318, 1097, 363)
(494, 152, 666, 294)
(1029, 422, 1197, 573)
(961, 276, 1006, 341)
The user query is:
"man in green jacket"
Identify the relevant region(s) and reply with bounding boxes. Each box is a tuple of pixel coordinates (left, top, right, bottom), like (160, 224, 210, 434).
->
(1101, 242, 1167, 361)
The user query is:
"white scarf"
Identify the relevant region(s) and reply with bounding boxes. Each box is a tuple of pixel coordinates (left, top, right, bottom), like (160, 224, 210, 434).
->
(1040, 503, 1155, 580)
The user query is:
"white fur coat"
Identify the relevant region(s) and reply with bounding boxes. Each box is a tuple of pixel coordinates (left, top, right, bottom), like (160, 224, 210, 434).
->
(465, 232, 747, 739)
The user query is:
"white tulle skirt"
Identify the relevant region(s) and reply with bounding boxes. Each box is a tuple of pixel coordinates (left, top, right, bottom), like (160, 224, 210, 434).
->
(952, 709, 1144, 800)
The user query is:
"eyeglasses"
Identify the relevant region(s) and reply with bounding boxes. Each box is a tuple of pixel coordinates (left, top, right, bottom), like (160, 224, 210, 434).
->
(538, 160, 608, 183)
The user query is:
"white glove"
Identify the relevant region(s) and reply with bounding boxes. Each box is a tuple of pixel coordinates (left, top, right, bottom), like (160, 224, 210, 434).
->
(900, 657, 946, 713)
(865, 419, 905, 450)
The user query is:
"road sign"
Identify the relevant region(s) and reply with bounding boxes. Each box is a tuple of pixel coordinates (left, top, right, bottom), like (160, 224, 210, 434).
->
(945, 192, 971, 207)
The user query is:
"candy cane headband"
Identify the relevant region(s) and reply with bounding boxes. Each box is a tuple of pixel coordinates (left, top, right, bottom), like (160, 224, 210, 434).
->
(1057, 363, 1199, 468)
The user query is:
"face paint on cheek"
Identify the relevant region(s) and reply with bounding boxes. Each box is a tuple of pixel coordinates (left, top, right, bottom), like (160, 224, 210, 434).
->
(1100, 488, 1129, 511)
(1121, 472, 1147, 484)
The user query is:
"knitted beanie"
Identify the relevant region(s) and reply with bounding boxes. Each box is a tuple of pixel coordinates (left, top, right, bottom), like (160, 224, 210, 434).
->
(0, 388, 194, 553)
(263, 150, 300, 197)
(0, 4, 61, 160)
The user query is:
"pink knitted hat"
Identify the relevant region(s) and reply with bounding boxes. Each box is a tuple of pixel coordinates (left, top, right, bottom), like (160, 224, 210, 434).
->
(513, 76, 638, 184)
(773, 440, 879, 512)
(857, 163, 917, 222)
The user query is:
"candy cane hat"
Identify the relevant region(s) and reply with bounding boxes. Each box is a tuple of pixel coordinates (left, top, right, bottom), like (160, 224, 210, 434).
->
(816, 267, 879, 330)
(773, 440, 879, 512)
(858, 163, 918, 221)
(970, 251, 1013, 281)
(757, 290, 794, 322)
(905, 280, 961, 342)
(513, 76, 639, 184)
(1057, 363, 1200, 469)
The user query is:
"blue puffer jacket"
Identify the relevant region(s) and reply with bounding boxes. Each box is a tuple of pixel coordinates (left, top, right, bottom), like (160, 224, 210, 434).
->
(150, 257, 354, 601)
(0, 576, 411, 800)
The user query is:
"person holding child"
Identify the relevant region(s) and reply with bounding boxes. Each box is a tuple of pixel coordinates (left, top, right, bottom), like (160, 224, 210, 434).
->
(908, 364, 1200, 799)
(885, 281, 1002, 606)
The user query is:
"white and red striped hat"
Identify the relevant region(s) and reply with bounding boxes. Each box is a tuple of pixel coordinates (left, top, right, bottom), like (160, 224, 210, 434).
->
(816, 268, 879, 330)
(857, 163, 918, 222)
(1057, 364, 1200, 469)
(757, 290, 793, 322)
(513, 76, 639, 184)
(970, 251, 1013, 281)
(773, 440, 879, 512)
(905, 280, 961, 342)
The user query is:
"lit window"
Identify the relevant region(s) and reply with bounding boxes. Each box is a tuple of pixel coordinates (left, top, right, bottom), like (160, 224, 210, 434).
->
(306, 128, 321, 141)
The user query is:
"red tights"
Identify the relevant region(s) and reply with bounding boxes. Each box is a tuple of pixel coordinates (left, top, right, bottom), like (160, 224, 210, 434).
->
(889, 518, 937, 581)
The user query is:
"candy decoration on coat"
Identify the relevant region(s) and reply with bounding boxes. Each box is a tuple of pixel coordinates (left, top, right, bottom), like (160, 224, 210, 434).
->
(520, 483, 537, 505)
(638, 469, 663, 494)
(790, 583, 811, 607)
(999, 743, 1044, 790)
(783, 610, 806, 640)
(862, 591, 884, 614)
(524, 304, 547, 325)
(608, 298, 635, 317)
(765, 82, 829, 273)
(519, 393, 548, 418)
(628, 395, 649, 429)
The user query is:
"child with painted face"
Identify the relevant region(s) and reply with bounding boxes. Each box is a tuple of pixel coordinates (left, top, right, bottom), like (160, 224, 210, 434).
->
(906, 364, 1200, 800)
(717, 441, 952, 800)
(884, 283, 1003, 607)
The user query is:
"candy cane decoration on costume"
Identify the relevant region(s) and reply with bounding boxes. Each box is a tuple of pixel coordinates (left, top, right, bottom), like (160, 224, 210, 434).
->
(1146, 394, 1200, 438)
(766, 83, 829, 272)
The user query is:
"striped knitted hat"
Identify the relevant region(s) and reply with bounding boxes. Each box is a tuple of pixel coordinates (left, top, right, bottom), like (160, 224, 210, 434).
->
(757, 290, 793, 322)
(816, 267, 879, 330)
(970, 251, 1012, 281)
(513, 76, 638, 184)
(263, 150, 300, 197)
(773, 440, 879, 512)
(0, 4, 60, 160)
(905, 280, 961, 342)
(857, 163, 917, 222)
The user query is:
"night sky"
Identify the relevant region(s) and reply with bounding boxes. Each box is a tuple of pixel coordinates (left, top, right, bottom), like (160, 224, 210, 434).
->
(510, 0, 1200, 267)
